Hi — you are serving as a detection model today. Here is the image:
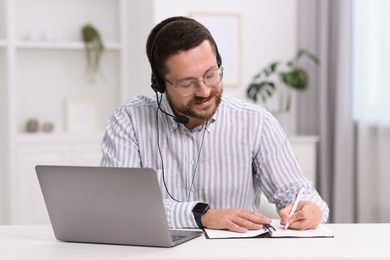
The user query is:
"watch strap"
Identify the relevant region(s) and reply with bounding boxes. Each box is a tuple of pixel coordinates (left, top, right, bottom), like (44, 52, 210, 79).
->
(192, 203, 210, 228)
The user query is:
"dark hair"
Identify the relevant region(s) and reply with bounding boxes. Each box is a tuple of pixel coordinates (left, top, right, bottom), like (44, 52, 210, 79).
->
(146, 16, 221, 85)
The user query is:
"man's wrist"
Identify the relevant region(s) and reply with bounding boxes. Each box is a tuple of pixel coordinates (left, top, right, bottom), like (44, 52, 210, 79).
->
(192, 202, 210, 228)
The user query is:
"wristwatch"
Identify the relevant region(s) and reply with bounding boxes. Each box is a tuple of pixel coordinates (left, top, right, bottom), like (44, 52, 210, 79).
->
(192, 202, 210, 228)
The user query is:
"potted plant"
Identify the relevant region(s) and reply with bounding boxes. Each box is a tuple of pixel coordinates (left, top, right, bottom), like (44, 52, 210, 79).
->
(81, 24, 104, 83)
(246, 49, 319, 113)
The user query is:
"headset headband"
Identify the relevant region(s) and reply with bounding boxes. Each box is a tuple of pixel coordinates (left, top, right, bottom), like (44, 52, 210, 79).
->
(149, 18, 222, 93)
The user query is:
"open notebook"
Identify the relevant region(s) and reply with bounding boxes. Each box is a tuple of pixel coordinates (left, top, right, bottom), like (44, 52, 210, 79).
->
(204, 219, 333, 239)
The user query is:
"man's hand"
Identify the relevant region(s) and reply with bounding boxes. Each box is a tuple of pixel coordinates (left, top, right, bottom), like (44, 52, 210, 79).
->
(201, 208, 271, 233)
(278, 200, 322, 230)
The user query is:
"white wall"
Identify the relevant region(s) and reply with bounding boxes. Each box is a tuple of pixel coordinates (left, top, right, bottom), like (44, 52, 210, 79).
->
(124, 0, 298, 100)
(124, 0, 155, 100)
(102, 0, 298, 131)
(153, 0, 298, 100)
(0, 0, 298, 224)
(152, 0, 298, 134)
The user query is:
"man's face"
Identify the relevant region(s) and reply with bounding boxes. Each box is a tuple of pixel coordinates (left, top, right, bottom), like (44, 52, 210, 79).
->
(164, 40, 223, 123)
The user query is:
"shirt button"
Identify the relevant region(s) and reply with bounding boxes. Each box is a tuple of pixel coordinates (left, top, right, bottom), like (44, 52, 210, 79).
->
(191, 160, 195, 165)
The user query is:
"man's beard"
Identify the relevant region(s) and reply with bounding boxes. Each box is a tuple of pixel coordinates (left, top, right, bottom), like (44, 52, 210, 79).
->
(168, 86, 223, 121)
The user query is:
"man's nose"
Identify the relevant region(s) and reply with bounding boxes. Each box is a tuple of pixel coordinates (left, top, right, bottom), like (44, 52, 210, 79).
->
(195, 80, 211, 97)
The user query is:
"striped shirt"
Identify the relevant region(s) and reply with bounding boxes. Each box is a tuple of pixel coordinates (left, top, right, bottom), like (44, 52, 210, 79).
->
(100, 94, 329, 228)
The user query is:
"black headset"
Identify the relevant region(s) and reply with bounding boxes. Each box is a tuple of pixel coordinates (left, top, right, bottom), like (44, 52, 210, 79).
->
(149, 17, 222, 94)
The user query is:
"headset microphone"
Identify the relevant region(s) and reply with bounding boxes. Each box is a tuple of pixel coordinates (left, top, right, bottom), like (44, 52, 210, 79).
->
(174, 115, 190, 125)
(158, 106, 190, 125)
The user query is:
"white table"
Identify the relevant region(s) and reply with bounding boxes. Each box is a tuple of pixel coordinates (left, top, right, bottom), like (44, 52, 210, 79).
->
(1, 224, 389, 259)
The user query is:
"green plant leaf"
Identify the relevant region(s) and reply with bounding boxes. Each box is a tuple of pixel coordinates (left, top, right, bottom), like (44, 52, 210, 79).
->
(246, 83, 260, 102)
(264, 62, 279, 77)
(246, 82, 275, 103)
(245, 49, 319, 111)
(81, 24, 104, 82)
(296, 49, 320, 65)
(280, 68, 308, 90)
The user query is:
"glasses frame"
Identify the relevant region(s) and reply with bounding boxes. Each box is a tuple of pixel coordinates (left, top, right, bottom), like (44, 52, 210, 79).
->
(165, 67, 224, 97)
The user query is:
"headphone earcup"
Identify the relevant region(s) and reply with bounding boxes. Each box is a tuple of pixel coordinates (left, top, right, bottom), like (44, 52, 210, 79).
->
(151, 74, 163, 93)
(216, 46, 222, 68)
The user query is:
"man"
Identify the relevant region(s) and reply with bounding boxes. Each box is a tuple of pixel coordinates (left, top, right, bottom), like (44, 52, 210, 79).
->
(100, 16, 329, 232)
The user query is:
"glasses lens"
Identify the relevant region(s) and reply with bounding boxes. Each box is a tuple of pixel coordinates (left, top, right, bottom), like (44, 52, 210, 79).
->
(204, 68, 223, 87)
(177, 80, 197, 96)
(175, 67, 224, 97)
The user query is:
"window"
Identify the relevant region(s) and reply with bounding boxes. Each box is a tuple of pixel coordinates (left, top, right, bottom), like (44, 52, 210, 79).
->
(353, 0, 390, 123)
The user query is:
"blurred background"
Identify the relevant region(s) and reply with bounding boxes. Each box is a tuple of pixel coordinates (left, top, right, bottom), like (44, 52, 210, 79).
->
(0, 0, 389, 225)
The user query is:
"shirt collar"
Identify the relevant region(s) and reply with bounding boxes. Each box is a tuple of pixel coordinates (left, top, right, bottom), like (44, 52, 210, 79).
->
(159, 94, 178, 131)
(160, 94, 217, 133)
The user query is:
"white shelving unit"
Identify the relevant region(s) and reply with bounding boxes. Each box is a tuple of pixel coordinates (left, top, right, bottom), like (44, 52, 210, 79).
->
(0, 0, 134, 224)
(14, 41, 122, 50)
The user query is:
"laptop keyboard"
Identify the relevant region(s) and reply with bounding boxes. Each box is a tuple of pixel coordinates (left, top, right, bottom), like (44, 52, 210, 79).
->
(171, 235, 186, 242)
(170, 230, 188, 242)
(170, 229, 203, 243)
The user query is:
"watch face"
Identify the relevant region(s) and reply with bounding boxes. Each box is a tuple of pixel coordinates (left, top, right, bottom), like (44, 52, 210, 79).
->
(193, 203, 210, 213)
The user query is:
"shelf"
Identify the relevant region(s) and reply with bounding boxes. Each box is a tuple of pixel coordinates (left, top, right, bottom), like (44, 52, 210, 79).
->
(14, 132, 104, 144)
(14, 41, 121, 51)
(2, 0, 130, 225)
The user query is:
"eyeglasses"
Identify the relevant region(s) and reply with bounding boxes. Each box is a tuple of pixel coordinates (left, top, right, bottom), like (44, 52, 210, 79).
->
(165, 67, 224, 97)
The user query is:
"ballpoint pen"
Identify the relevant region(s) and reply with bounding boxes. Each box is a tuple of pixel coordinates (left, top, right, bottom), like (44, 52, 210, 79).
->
(285, 187, 305, 230)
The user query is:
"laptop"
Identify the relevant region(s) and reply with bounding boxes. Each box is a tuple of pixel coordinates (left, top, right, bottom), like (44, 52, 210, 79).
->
(35, 165, 203, 247)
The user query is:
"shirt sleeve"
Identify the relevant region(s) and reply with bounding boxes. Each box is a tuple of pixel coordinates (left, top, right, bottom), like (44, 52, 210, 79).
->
(100, 105, 201, 229)
(100, 106, 141, 168)
(163, 198, 200, 229)
(253, 112, 330, 223)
